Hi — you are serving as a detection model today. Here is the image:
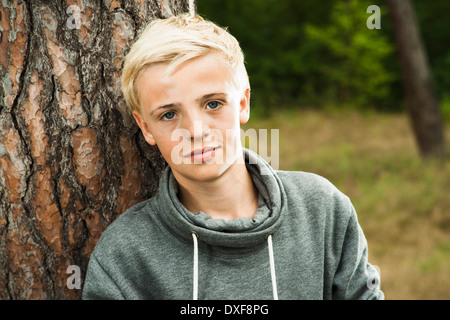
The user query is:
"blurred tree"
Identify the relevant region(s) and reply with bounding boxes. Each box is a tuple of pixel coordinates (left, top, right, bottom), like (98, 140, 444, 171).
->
(386, 0, 446, 159)
(413, 1, 450, 97)
(413, 0, 450, 119)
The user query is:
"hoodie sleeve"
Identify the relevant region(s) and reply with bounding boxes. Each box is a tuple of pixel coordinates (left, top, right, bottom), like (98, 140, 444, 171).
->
(331, 205, 384, 300)
(82, 253, 125, 300)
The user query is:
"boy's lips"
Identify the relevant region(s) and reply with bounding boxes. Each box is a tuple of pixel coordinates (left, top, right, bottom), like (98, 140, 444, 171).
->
(184, 146, 220, 162)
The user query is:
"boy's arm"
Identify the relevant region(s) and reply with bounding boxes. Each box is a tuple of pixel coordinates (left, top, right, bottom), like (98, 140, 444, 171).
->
(332, 206, 384, 300)
(82, 253, 125, 300)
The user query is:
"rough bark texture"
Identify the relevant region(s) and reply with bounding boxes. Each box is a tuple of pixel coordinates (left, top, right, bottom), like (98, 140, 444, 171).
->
(0, 0, 193, 300)
(386, 0, 446, 159)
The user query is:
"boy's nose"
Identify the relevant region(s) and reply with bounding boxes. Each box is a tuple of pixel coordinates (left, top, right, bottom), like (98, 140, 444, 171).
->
(183, 115, 209, 142)
(191, 120, 208, 142)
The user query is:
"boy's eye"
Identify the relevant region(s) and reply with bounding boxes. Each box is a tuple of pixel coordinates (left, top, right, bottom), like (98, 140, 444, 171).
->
(162, 111, 176, 120)
(206, 101, 221, 110)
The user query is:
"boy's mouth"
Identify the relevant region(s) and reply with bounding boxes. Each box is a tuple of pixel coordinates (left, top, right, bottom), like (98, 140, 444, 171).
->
(185, 146, 220, 163)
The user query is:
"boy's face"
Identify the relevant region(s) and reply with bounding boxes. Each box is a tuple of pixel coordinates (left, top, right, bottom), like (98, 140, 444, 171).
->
(133, 53, 250, 183)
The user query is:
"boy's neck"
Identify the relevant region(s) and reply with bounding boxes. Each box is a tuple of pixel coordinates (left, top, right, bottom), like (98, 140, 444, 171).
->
(175, 161, 259, 221)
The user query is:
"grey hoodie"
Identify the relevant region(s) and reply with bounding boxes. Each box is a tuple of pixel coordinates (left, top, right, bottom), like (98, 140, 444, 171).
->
(82, 149, 383, 300)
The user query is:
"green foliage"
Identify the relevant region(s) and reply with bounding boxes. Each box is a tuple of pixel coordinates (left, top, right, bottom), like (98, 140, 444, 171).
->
(197, 0, 337, 111)
(303, 0, 397, 109)
(442, 97, 450, 121)
(197, 0, 449, 114)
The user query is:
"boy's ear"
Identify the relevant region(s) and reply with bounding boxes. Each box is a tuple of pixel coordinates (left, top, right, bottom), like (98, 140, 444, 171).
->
(239, 88, 250, 124)
(132, 111, 157, 146)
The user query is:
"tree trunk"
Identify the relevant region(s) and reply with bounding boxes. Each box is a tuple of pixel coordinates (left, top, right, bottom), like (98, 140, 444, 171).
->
(386, 0, 446, 159)
(0, 0, 194, 300)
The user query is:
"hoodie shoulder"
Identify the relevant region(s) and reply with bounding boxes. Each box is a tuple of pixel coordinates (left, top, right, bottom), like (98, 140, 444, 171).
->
(275, 170, 353, 221)
(275, 170, 344, 198)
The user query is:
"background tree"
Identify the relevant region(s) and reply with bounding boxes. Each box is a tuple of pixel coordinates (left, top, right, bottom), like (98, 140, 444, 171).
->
(0, 0, 193, 300)
(386, 0, 447, 159)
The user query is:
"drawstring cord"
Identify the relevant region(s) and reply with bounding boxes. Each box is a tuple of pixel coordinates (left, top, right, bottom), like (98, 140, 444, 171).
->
(266, 233, 279, 300)
(192, 232, 199, 300)
(191, 232, 279, 300)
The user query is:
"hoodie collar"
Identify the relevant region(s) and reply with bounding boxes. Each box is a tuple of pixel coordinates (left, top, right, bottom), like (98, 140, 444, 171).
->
(154, 148, 286, 249)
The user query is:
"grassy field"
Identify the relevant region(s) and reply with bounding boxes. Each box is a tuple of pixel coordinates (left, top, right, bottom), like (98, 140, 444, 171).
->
(242, 109, 450, 300)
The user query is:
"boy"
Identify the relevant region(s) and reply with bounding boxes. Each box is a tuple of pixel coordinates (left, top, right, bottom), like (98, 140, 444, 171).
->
(82, 14, 383, 300)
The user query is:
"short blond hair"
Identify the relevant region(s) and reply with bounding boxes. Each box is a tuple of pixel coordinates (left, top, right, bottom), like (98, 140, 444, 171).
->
(121, 14, 249, 114)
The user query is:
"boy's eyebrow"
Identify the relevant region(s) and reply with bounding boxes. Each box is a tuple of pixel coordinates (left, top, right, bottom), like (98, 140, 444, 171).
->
(150, 93, 228, 116)
(196, 92, 228, 102)
(150, 103, 179, 117)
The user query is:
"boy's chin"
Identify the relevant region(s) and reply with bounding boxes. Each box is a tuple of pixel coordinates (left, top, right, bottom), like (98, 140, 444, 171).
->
(176, 162, 230, 182)
(169, 146, 244, 182)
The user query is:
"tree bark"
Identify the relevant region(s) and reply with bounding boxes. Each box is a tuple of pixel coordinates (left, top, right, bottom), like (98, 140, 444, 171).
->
(386, 0, 446, 159)
(0, 0, 194, 300)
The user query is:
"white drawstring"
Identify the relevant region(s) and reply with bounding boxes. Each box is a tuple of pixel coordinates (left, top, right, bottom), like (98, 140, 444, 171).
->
(192, 232, 198, 300)
(267, 233, 279, 300)
(191, 232, 279, 300)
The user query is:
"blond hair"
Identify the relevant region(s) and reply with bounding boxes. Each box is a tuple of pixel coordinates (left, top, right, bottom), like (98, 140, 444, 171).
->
(121, 14, 249, 114)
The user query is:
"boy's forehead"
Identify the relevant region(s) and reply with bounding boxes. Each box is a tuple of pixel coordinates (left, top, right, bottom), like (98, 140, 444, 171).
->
(138, 53, 238, 109)
(166, 53, 234, 81)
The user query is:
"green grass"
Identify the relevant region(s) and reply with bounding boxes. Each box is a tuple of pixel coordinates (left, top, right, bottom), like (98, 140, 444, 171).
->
(242, 108, 450, 299)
